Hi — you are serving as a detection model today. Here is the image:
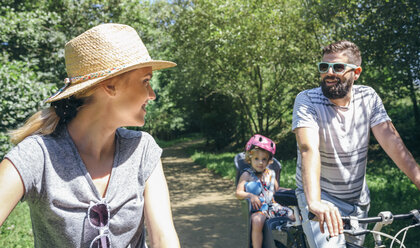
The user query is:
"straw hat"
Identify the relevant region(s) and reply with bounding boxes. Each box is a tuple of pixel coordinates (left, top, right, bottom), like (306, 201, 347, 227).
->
(45, 23, 176, 103)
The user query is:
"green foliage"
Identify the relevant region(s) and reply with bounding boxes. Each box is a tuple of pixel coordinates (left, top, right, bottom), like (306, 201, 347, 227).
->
(308, 0, 420, 128)
(0, 60, 55, 157)
(0, 5, 66, 83)
(353, 0, 420, 128)
(365, 156, 420, 248)
(198, 93, 242, 149)
(170, 0, 322, 147)
(118, 1, 187, 140)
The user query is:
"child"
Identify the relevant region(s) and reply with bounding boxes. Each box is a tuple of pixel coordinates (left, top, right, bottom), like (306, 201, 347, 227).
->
(236, 134, 294, 248)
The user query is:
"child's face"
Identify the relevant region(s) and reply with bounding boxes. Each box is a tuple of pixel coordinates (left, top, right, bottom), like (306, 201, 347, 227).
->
(250, 149, 271, 173)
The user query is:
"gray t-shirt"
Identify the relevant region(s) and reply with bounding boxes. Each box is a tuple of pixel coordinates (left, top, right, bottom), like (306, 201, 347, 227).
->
(292, 85, 390, 206)
(5, 127, 162, 248)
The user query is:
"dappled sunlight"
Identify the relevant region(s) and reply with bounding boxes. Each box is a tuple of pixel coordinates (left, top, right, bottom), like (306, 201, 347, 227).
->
(161, 141, 246, 248)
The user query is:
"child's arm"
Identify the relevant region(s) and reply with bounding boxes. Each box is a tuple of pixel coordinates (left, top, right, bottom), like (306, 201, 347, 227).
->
(236, 172, 262, 210)
(274, 177, 280, 192)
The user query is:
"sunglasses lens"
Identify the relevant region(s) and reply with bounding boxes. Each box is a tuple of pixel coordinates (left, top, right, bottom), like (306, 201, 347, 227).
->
(91, 235, 110, 248)
(89, 204, 109, 227)
(333, 63, 346, 73)
(318, 63, 329, 72)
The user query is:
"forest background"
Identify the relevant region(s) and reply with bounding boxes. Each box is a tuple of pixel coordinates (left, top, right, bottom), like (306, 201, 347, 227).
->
(0, 0, 419, 247)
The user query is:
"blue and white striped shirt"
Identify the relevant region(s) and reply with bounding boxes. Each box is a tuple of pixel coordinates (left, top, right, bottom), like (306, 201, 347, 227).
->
(292, 85, 391, 206)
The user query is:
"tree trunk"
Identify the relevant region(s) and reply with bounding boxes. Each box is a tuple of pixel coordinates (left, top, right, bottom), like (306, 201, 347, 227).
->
(408, 72, 420, 127)
(408, 76, 420, 127)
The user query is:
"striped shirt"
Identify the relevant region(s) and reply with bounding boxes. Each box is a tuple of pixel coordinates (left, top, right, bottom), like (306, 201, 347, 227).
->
(292, 85, 391, 206)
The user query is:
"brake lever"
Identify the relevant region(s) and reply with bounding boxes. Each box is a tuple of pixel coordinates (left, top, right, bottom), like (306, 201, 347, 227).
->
(410, 209, 420, 224)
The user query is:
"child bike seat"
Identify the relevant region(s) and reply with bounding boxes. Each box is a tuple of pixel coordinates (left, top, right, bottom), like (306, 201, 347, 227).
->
(274, 189, 298, 207)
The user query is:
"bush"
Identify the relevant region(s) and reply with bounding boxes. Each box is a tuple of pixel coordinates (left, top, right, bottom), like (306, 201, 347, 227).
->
(0, 60, 55, 157)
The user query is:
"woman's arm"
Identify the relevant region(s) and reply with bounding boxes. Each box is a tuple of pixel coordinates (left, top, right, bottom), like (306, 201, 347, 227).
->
(0, 159, 25, 226)
(144, 161, 180, 248)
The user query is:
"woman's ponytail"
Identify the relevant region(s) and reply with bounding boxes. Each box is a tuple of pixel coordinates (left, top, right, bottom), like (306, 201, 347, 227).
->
(9, 107, 60, 145)
(9, 97, 84, 144)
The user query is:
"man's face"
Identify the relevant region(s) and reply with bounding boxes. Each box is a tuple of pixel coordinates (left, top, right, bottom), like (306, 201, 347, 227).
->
(320, 52, 359, 99)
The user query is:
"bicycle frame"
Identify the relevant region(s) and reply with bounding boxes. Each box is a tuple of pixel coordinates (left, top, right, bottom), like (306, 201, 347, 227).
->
(234, 153, 419, 248)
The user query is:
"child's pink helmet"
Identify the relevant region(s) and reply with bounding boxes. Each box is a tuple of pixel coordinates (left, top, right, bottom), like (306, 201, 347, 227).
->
(245, 134, 276, 156)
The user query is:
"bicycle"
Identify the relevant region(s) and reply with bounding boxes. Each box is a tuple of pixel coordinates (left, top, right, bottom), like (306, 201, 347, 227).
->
(279, 193, 420, 248)
(336, 209, 420, 248)
(234, 152, 420, 248)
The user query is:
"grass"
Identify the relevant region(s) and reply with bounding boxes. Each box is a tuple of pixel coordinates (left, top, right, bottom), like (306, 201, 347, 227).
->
(190, 151, 238, 180)
(0, 202, 33, 247)
(155, 133, 202, 148)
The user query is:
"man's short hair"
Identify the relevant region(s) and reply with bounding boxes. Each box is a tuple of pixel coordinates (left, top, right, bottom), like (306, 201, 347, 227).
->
(322, 40, 362, 66)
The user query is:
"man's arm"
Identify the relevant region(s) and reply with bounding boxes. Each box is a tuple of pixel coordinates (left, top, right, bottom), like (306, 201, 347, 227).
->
(372, 121, 420, 190)
(295, 127, 343, 237)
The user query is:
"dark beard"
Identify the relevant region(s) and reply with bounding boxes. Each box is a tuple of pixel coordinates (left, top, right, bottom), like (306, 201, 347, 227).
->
(321, 76, 353, 99)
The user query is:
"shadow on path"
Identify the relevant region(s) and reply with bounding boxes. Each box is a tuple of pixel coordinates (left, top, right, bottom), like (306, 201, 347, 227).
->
(162, 140, 246, 248)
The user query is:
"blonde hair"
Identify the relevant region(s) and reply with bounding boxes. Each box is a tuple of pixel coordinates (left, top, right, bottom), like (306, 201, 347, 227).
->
(9, 70, 138, 144)
(9, 84, 101, 145)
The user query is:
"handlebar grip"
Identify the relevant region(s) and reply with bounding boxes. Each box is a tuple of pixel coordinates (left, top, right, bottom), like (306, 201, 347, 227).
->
(308, 212, 316, 220)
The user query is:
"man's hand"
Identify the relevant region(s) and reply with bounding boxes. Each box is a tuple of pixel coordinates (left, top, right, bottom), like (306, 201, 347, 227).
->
(309, 200, 343, 237)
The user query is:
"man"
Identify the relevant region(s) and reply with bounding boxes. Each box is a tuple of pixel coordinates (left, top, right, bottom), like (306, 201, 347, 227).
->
(292, 40, 420, 247)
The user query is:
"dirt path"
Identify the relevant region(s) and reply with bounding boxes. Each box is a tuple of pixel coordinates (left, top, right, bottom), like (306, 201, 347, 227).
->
(161, 140, 247, 248)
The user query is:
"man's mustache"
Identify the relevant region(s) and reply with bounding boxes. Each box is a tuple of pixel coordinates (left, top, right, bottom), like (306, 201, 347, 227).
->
(322, 76, 341, 83)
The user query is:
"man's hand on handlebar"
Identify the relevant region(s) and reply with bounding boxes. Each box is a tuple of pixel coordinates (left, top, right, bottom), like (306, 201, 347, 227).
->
(308, 200, 344, 237)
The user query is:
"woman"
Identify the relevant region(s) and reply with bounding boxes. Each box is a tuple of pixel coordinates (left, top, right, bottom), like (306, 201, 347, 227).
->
(0, 23, 180, 248)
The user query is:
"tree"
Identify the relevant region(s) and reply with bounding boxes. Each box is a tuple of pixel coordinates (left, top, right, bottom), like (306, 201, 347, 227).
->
(306, 0, 420, 150)
(169, 0, 324, 147)
(0, 0, 178, 154)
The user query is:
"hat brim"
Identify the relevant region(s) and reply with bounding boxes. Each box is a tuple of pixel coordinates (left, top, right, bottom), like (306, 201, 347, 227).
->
(45, 60, 176, 103)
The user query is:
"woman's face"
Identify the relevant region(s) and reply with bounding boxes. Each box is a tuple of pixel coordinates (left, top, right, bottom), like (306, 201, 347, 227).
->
(113, 67, 155, 127)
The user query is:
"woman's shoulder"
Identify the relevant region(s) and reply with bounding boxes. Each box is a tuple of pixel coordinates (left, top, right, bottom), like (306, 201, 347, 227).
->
(7, 136, 40, 158)
(16, 133, 50, 149)
(116, 128, 160, 152)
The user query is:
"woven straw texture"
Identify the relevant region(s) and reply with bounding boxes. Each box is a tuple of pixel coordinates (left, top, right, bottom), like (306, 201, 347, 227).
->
(46, 23, 176, 103)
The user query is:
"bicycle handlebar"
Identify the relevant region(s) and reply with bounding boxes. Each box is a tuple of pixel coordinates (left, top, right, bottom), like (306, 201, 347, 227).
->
(308, 209, 420, 225)
(306, 209, 420, 246)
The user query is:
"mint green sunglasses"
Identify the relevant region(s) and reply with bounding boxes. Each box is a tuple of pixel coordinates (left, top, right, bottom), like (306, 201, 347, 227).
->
(318, 62, 358, 74)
